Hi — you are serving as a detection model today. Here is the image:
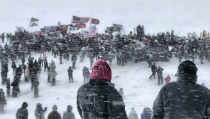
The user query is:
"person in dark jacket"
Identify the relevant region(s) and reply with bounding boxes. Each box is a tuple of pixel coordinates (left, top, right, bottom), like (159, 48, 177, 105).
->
(156, 66, 164, 85)
(149, 63, 157, 79)
(77, 60, 128, 119)
(153, 60, 210, 119)
(47, 105, 61, 119)
(141, 107, 152, 119)
(34, 103, 47, 119)
(68, 67, 73, 82)
(0, 88, 7, 114)
(11, 77, 20, 97)
(16, 102, 28, 119)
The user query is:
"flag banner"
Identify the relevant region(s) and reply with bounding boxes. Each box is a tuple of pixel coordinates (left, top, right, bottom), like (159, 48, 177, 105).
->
(113, 24, 122, 31)
(60, 25, 69, 31)
(203, 30, 207, 39)
(29, 22, 38, 27)
(105, 27, 113, 34)
(45, 28, 50, 33)
(29, 17, 39, 27)
(41, 32, 48, 36)
(16, 26, 24, 32)
(44, 26, 55, 32)
(67, 26, 77, 33)
(84, 31, 96, 38)
(76, 24, 86, 29)
(88, 25, 98, 32)
(91, 18, 100, 25)
(31, 17, 39, 22)
(71, 16, 90, 24)
(37, 31, 41, 36)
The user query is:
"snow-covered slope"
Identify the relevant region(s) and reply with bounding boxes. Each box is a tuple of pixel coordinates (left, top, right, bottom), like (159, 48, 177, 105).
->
(0, 41, 209, 119)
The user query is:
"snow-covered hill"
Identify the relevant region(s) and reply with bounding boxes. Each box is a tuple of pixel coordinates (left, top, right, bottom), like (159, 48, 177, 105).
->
(0, 41, 209, 118)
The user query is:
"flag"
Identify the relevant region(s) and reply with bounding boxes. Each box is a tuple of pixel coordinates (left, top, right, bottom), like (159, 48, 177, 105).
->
(71, 16, 90, 24)
(91, 18, 100, 25)
(84, 31, 96, 38)
(88, 25, 98, 32)
(16, 26, 24, 32)
(203, 30, 207, 39)
(31, 17, 39, 22)
(45, 28, 50, 33)
(44, 26, 55, 32)
(76, 24, 86, 29)
(67, 26, 77, 33)
(29, 17, 39, 27)
(113, 24, 122, 31)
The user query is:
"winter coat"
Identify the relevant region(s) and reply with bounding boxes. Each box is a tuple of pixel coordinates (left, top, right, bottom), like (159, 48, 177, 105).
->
(47, 111, 61, 119)
(71, 55, 77, 62)
(16, 108, 28, 119)
(35, 107, 47, 119)
(82, 68, 90, 78)
(77, 79, 128, 119)
(153, 75, 210, 119)
(151, 65, 157, 72)
(164, 76, 170, 84)
(16, 67, 22, 76)
(68, 68, 73, 76)
(156, 68, 164, 77)
(63, 111, 75, 119)
(141, 112, 151, 119)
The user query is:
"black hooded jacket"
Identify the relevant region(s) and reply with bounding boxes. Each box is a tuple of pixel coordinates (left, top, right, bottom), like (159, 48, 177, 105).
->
(153, 74, 210, 119)
(77, 79, 128, 119)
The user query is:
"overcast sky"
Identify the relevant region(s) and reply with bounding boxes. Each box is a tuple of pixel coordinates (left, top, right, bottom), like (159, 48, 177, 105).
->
(0, 0, 210, 36)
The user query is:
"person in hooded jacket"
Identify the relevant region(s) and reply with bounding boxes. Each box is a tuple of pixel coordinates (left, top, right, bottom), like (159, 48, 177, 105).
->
(128, 107, 138, 119)
(141, 107, 152, 119)
(16, 102, 28, 119)
(153, 60, 210, 119)
(77, 60, 128, 119)
(63, 105, 75, 119)
(47, 105, 61, 119)
(35, 103, 47, 119)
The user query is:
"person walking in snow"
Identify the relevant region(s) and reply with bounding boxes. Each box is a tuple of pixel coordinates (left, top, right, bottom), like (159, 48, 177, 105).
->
(128, 107, 138, 119)
(149, 63, 157, 79)
(153, 60, 210, 119)
(77, 60, 128, 119)
(156, 66, 164, 85)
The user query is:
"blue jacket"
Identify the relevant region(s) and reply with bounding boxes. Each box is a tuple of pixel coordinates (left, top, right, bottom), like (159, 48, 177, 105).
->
(141, 112, 151, 119)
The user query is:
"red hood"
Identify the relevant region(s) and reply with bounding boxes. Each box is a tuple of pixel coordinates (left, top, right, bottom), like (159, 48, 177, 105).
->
(90, 60, 112, 82)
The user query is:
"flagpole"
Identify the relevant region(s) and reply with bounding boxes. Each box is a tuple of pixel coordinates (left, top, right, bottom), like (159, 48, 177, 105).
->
(27, 18, 31, 31)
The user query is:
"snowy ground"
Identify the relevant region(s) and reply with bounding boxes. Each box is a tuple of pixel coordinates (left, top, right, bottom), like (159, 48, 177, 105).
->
(0, 42, 210, 119)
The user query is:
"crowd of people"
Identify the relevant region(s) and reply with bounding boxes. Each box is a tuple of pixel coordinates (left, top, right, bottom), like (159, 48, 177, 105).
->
(0, 28, 209, 119)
